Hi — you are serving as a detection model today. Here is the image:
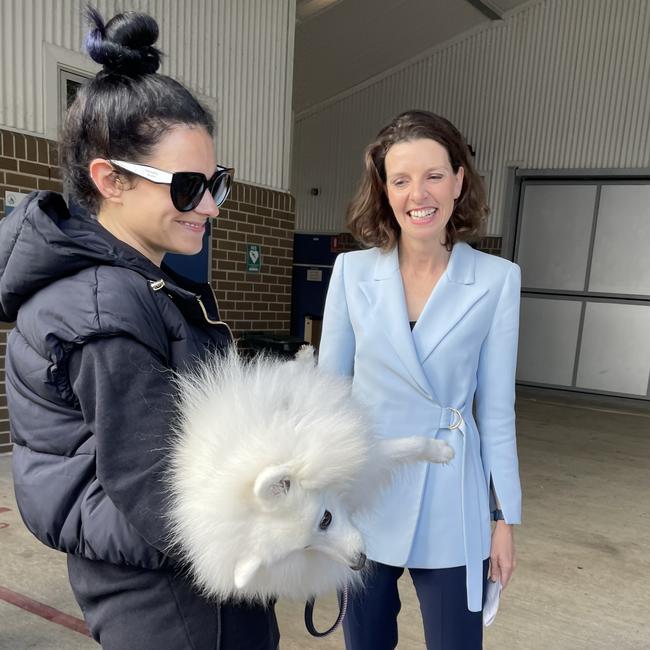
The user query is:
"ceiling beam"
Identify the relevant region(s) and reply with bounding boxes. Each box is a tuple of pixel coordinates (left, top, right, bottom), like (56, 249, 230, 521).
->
(465, 0, 503, 20)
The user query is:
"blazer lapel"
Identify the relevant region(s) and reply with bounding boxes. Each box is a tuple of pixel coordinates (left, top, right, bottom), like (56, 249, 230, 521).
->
(412, 243, 488, 365)
(359, 247, 433, 397)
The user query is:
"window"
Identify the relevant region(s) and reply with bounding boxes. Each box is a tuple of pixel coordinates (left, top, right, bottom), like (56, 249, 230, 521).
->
(43, 42, 99, 141)
(59, 68, 91, 124)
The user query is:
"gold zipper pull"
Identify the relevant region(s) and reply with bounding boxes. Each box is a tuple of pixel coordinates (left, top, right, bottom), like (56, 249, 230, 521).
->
(150, 279, 166, 291)
(196, 296, 234, 341)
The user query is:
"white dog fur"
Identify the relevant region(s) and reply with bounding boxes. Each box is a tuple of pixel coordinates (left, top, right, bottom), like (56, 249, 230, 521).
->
(167, 347, 454, 603)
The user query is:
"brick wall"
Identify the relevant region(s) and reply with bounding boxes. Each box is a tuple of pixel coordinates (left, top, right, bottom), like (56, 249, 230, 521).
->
(0, 129, 63, 453)
(0, 127, 295, 454)
(0, 129, 63, 212)
(331, 232, 360, 253)
(212, 184, 294, 336)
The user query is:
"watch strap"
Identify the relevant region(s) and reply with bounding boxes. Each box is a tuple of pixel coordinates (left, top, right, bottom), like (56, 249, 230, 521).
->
(492, 508, 504, 521)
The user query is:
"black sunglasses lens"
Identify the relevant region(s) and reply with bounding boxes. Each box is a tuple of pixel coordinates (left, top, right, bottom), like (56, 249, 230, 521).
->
(171, 173, 206, 212)
(210, 171, 232, 207)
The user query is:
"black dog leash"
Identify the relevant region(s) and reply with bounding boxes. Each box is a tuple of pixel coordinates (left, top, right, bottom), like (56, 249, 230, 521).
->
(304, 585, 349, 637)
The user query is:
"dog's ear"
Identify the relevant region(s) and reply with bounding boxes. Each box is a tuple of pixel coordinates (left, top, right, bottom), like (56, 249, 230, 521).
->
(234, 555, 262, 589)
(254, 465, 292, 505)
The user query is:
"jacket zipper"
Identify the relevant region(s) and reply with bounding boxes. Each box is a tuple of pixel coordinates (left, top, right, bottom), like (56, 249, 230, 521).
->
(196, 295, 234, 341)
(150, 278, 234, 341)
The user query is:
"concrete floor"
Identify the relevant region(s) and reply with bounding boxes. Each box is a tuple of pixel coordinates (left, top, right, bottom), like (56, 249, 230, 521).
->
(1, 391, 649, 649)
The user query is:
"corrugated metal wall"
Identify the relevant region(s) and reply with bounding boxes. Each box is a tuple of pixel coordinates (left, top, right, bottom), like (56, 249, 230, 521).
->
(0, 0, 295, 191)
(292, 0, 650, 234)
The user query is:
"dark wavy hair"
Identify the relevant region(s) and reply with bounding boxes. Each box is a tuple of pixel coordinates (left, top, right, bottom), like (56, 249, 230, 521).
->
(60, 7, 214, 214)
(347, 110, 488, 250)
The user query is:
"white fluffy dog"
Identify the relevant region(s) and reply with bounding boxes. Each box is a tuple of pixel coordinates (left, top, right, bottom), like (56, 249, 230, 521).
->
(167, 347, 453, 603)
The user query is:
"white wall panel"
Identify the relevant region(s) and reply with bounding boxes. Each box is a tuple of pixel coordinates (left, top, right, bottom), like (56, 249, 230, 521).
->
(517, 297, 583, 386)
(293, 0, 650, 233)
(589, 185, 650, 296)
(517, 184, 597, 291)
(0, 0, 295, 191)
(576, 302, 650, 396)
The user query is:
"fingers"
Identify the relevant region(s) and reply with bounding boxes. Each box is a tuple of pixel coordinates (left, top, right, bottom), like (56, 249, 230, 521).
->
(489, 557, 501, 583)
(496, 554, 517, 588)
(500, 563, 512, 588)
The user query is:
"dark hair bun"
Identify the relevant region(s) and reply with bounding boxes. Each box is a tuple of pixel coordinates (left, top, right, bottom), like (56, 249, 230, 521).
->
(85, 7, 162, 76)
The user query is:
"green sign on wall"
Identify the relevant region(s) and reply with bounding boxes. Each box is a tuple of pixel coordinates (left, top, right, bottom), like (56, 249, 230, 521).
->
(246, 243, 261, 272)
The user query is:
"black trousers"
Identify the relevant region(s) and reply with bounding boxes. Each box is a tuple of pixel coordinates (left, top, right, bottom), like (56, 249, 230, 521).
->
(67, 555, 279, 650)
(342, 560, 489, 650)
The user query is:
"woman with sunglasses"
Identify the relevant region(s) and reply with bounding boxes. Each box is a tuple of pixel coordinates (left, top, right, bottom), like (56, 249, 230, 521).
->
(0, 8, 278, 650)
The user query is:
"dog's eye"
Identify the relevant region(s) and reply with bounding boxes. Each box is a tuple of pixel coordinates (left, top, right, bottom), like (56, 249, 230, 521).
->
(319, 510, 332, 531)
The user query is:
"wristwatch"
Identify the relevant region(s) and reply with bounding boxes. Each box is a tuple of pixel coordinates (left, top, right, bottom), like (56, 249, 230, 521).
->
(491, 509, 504, 521)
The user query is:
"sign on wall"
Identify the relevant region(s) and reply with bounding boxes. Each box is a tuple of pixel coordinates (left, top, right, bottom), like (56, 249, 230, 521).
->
(246, 244, 262, 273)
(4, 191, 29, 216)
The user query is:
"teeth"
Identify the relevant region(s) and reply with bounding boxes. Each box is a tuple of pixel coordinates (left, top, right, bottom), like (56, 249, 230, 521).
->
(409, 208, 436, 218)
(179, 221, 204, 230)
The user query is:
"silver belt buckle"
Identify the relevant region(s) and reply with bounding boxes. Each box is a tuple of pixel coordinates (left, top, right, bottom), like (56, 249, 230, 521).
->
(448, 407, 463, 430)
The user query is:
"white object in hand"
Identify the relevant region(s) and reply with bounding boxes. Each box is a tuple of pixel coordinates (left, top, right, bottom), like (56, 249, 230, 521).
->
(483, 578, 502, 626)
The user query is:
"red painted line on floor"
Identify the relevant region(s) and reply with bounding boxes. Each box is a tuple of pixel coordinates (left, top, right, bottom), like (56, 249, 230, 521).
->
(0, 585, 91, 637)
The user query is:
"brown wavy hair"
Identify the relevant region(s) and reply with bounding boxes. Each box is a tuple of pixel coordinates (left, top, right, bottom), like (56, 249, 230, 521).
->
(347, 110, 488, 250)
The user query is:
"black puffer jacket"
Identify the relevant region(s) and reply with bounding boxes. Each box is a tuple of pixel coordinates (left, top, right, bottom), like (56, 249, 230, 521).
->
(0, 191, 231, 569)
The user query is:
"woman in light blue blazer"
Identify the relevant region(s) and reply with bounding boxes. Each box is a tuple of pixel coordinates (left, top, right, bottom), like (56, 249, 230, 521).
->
(319, 111, 521, 649)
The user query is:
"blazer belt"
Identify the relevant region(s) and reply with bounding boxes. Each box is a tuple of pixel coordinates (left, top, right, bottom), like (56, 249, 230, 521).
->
(439, 403, 484, 613)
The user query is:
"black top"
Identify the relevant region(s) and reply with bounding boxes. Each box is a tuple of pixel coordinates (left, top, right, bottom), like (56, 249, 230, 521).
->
(0, 191, 231, 570)
(409, 320, 417, 330)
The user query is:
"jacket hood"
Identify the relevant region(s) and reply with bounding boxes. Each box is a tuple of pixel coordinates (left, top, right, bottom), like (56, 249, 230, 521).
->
(0, 191, 178, 322)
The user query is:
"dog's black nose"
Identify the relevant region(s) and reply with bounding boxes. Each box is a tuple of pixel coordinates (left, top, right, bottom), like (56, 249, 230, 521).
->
(350, 553, 367, 571)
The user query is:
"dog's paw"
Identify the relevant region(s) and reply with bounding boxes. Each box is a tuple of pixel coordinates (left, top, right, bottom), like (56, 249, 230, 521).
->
(426, 439, 455, 464)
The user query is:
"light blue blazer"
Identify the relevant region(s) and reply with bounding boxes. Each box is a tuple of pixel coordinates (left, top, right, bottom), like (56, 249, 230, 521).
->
(318, 242, 522, 611)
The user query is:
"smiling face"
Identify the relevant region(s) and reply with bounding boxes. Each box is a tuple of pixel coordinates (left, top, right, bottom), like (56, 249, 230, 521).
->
(384, 137, 464, 249)
(98, 124, 219, 265)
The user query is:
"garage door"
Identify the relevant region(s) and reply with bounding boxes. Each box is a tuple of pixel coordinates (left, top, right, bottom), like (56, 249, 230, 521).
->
(514, 179, 650, 400)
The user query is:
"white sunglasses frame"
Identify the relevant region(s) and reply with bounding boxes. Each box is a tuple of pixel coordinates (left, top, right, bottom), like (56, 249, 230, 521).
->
(109, 159, 175, 184)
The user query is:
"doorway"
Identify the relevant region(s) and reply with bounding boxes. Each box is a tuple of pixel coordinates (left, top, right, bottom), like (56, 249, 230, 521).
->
(510, 172, 650, 400)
